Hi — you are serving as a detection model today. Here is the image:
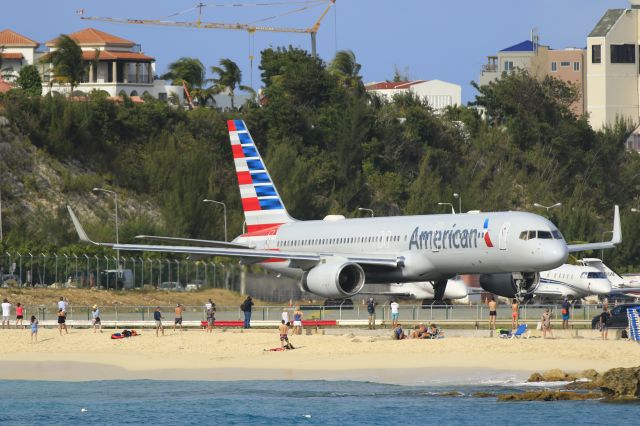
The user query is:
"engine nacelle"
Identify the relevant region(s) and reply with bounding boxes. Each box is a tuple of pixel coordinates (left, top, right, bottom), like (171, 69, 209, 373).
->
(479, 272, 540, 298)
(301, 261, 365, 298)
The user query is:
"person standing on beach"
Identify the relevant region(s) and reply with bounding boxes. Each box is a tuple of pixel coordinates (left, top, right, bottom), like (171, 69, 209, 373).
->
(58, 297, 67, 313)
(367, 298, 377, 330)
(390, 299, 400, 328)
(30, 315, 38, 344)
(15, 302, 24, 328)
(599, 307, 611, 340)
(561, 297, 570, 329)
(541, 308, 553, 339)
(293, 306, 303, 335)
(174, 303, 184, 331)
(511, 299, 519, 329)
(154, 307, 164, 337)
(92, 305, 102, 333)
(281, 307, 289, 325)
(241, 296, 254, 329)
(2, 298, 11, 329)
(205, 299, 216, 333)
(57, 308, 68, 335)
(487, 297, 497, 330)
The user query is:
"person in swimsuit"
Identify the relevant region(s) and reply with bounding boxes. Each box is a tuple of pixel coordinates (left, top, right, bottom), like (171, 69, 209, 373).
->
(279, 320, 292, 349)
(487, 297, 497, 330)
(174, 303, 184, 331)
(541, 308, 553, 339)
(511, 299, 519, 329)
(293, 306, 303, 335)
(30, 315, 38, 344)
(92, 305, 102, 333)
(205, 299, 216, 333)
(15, 302, 24, 328)
(57, 308, 67, 335)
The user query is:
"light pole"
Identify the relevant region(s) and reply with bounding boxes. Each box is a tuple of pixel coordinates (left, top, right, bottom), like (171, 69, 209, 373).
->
(104, 255, 110, 289)
(203, 199, 227, 241)
(93, 187, 120, 275)
(84, 254, 90, 288)
(357, 207, 374, 218)
(533, 202, 562, 212)
(139, 257, 144, 287)
(437, 202, 455, 215)
(453, 193, 462, 215)
(28, 252, 33, 286)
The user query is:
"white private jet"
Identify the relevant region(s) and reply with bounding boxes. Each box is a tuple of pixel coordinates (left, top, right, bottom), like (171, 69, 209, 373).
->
(67, 119, 621, 300)
(533, 263, 611, 301)
(581, 258, 640, 301)
(363, 277, 469, 302)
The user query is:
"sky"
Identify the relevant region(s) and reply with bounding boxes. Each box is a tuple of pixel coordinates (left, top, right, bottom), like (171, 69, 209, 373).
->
(0, 0, 631, 103)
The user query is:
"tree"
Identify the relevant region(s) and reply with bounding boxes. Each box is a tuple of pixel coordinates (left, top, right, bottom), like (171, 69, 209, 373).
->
(329, 50, 363, 91)
(208, 58, 253, 109)
(43, 34, 85, 95)
(161, 57, 207, 106)
(15, 65, 42, 96)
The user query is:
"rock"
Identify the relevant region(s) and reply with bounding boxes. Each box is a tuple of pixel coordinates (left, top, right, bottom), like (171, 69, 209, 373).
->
(498, 390, 602, 402)
(564, 380, 600, 391)
(527, 372, 544, 382)
(436, 391, 464, 397)
(579, 369, 600, 381)
(472, 392, 495, 398)
(527, 369, 576, 382)
(598, 366, 640, 399)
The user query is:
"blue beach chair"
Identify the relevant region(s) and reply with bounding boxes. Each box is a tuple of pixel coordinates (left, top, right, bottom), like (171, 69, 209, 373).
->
(499, 323, 530, 339)
(627, 307, 640, 342)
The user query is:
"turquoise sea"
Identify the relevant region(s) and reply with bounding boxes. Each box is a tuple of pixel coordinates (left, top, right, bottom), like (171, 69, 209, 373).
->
(0, 380, 639, 425)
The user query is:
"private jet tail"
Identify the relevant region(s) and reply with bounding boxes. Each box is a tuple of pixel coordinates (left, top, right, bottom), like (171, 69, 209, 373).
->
(567, 205, 621, 253)
(227, 119, 295, 233)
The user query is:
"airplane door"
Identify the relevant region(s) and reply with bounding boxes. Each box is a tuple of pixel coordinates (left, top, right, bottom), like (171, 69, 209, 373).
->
(499, 222, 510, 250)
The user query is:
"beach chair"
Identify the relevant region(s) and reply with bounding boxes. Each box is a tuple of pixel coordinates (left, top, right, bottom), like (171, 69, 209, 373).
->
(499, 324, 530, 339)
(628, 307, 640, 342)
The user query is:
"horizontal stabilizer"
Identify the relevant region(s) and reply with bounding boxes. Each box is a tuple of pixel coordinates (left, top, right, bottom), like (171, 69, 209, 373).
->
(568, 205, 621, 253)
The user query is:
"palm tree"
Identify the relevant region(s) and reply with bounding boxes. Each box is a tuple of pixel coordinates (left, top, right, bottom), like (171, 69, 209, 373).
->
(43, 34, 85, 95)
(208, 58, 253, 109)
(329, 50, 363, 90)
(161, 57, 206, 106)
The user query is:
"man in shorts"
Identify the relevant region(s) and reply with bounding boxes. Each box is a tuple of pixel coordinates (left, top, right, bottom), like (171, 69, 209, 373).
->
(205, 299, 216, 333)
(487, 296, 497, 330)
(561, 297, 570, 329)
(174, 303, 184, 331)
(2, 298, 11, 329)
(154, 306, 164, 337)
(279, 320, 293, 349)
(92, 305, 102, 333)
(367, 298, 377, 330)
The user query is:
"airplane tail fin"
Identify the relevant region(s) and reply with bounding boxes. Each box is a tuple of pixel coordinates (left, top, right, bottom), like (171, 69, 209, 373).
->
(67, 205, 101, 245)
(227, 119, 294, 233)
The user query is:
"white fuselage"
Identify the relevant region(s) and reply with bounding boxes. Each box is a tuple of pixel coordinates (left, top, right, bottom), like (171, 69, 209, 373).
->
(386, 278, 469, 300)
(235, 211, 569, 283)
(537, 264, 611, 300)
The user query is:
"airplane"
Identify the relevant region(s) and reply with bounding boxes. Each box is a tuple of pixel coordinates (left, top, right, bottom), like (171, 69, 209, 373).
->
(532, 263, 612, 301)
(363, 277, 469, 302)
(67, 119, 622, 300)
(580, 258, 640, 302)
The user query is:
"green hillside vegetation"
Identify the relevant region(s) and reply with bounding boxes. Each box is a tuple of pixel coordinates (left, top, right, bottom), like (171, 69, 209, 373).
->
(1, 47, 640, 270)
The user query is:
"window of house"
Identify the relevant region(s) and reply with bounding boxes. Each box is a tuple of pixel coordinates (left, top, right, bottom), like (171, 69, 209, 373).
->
(504, 61, 514, 72)
(560, 61, 570, 67)
(573, 62, 580, 71)
(551, 62, 557, 72)
(611, 44, 635, 63)
(592, 45, 601, 64)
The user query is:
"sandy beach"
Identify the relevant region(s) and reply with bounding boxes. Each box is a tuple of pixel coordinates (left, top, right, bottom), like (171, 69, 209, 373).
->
(1, 327, 638, 384)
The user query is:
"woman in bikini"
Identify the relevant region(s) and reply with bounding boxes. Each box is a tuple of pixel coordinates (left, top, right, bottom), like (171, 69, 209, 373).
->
(511, 299, 519, 329)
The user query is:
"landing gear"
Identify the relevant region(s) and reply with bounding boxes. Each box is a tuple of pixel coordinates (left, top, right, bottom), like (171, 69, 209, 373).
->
(433, 279, 448, 301)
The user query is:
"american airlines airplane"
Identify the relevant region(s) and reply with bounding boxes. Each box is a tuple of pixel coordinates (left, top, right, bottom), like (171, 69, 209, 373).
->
(67, 120, 621, 300)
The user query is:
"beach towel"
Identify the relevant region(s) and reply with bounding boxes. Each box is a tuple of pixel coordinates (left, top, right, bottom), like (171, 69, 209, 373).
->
(110, 330, 138, 339)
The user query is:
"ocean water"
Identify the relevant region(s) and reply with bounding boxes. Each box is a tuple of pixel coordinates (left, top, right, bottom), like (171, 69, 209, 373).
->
(0, 380, 639, 425)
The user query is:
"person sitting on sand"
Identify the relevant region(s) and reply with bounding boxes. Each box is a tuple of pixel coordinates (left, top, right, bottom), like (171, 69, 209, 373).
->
(92, 305, 102, 333)
(30, 315, 38, 344)
(174, 303, 184, 332)
(393, 323, 406, 340)
(411, 324, 427, 339)
(279, 320, 294, 349)
(427, 323, 443, 339)
(154, 307, 164, 337)
(57, 308, 67, 335)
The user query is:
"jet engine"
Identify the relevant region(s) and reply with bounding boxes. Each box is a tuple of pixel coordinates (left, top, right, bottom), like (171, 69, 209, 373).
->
(479, 272, 540, 298)
(301, 261, 365, 298)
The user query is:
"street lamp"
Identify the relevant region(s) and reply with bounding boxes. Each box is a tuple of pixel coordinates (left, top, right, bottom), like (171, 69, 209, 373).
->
(453, 193, 462, 215)
(533, 202, 562, 212)
(437, 202, 456, 214)
(357, 207, 374, 218)
(203, 199, 227, 241)
(93, 187, 120, 275)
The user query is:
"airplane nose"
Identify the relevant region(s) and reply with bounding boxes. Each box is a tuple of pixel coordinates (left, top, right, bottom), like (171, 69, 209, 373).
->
(592, 280, 612, 295)
(544, 242, 569, 269)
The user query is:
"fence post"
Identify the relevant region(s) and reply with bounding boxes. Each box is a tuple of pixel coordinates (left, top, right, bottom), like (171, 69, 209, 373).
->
(115, 305, 118, 321)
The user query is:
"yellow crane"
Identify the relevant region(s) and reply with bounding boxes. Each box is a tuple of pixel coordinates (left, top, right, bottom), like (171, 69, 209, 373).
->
(80, 0, 335, 57)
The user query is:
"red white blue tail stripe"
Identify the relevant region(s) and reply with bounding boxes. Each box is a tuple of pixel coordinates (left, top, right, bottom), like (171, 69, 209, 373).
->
(228, 119, 293, 233)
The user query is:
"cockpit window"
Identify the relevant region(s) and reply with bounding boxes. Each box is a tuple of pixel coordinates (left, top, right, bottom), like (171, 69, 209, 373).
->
(587, 272, 606, 279)
(552, 230, 564, 240)
(519, 231, 529, 240)
(537, 231, 552, 239)
(527, 230, 536, 239)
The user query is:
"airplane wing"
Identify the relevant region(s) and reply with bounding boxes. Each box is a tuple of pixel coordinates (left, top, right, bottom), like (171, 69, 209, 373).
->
(135, 235, 250, 249)
(567, 206, 621, 253)
(67, 206, 402, 269)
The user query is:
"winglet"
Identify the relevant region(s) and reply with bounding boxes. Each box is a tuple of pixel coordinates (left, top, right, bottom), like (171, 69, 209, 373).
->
(567, 205, 621, 253)
(66, 205, 94, 244)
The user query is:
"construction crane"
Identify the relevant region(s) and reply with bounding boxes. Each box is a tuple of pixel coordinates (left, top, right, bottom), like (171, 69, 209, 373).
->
(80, 0, 335, 57)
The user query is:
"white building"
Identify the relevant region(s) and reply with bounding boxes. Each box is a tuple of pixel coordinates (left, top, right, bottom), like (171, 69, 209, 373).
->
(0, 28, 181, 102)
(364, 79, 461, 111)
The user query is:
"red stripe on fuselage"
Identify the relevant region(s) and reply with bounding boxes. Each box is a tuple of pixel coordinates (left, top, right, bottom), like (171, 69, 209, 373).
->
(231, 144, 244, 159)
(484, 232, 494, 248)
(237, 171, 252, 185)
(242, 197, 261, 211)
(227, 120, 236, 131)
